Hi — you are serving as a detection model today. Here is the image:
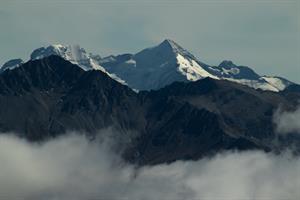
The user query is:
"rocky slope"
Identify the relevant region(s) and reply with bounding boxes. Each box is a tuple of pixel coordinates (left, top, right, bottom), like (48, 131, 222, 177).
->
(0, 56, 299, 164)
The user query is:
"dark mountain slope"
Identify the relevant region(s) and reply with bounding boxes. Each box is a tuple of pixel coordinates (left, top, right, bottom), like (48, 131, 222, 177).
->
(0, 56, 299, 165)
(0, 56, 145, 140)
(129, 78, 299, 164)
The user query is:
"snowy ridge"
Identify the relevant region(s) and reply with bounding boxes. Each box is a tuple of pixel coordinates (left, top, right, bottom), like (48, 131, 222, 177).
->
(99, 39, 223, 91)
(1, 39, 296, 92)
(172, 46, 287, 92)
(32, 44, 128, 85)
(30, 44, 105, 71)
(224, 78, 280, 92)
(2, 44, 127, 85)
(261, 76, 293, 91)
(100, 39, 295, 91)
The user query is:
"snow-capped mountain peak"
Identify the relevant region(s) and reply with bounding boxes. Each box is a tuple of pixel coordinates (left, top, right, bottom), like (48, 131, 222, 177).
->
(29, 44, 127, 85)
(160, 39, 186, 52)
(100, 39, 295, 91)
(156, 39, 197, 60)
(0, 44, 127, 86)
(30, 44, 104, 71)
(1, 40, 296, 92)
(99, 39, 219, 90)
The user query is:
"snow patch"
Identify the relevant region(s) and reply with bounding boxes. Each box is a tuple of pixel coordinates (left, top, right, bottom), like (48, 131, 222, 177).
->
(222, 67, 240, 75)
(261, 76, 290, 91)
(24, 44, 127, 86)
(125, 59, 136, 66)
(224, 78, 280, 92)
(176, 54, 219, 81)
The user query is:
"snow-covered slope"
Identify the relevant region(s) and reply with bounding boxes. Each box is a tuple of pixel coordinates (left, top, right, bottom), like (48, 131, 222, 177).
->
(100, 39, 294, 91)
(30, 44, 127, 84)
(100, 39, 220, 90)
(1, 40, 295, 92)
(1, 44, 126, 85)
(261, 76, 293, 91)
(30, 44, 105, 71)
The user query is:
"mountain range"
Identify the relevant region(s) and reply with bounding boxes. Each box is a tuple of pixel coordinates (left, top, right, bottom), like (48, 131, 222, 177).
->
(0, 49, 299, 165)
(1, 39, 295, 92)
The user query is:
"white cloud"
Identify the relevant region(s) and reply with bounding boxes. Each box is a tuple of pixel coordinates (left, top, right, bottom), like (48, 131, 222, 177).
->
(0, 132, 299, 200)
(274, 105, 300, 134)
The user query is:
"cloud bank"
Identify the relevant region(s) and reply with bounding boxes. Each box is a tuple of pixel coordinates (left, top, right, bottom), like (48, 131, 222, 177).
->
(0, 132, 299, 200)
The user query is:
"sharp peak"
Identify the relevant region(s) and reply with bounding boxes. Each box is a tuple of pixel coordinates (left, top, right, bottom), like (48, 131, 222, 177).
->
(159, 39, 182, 48)
(155, 39, 197, 58)
(219, 60, 236, 67)
(162, 38, 177, 44)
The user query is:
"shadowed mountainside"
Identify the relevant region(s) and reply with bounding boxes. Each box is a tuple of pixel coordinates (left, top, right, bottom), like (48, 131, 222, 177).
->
(0, 55, 299, 165)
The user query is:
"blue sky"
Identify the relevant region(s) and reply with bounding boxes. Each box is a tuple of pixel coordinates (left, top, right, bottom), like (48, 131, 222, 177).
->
(1, 0, 299, 82)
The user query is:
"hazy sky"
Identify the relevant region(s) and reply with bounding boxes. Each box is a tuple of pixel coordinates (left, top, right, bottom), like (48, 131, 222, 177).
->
(1, 0, 299, 82)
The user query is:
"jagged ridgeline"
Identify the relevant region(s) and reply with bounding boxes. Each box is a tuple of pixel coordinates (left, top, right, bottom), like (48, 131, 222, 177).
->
(2, 40, 296, 92)
(0, 55, 299, 165)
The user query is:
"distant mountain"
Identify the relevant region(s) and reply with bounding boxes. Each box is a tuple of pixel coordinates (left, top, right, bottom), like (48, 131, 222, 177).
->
(10, 44, 127, 85)
(100, 39, 219, 91)
(0, 40, 296, 92)
(30, 44, 104, 71)
(0, 55, 299, 165)
(100, 39, 295, 91)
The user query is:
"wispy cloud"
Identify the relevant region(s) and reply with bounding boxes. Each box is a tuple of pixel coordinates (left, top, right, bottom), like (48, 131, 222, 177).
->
(274, 105, 300, 134)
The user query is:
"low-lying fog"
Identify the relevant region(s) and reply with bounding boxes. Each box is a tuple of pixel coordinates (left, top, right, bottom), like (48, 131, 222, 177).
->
(0, 133, 299, 200)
